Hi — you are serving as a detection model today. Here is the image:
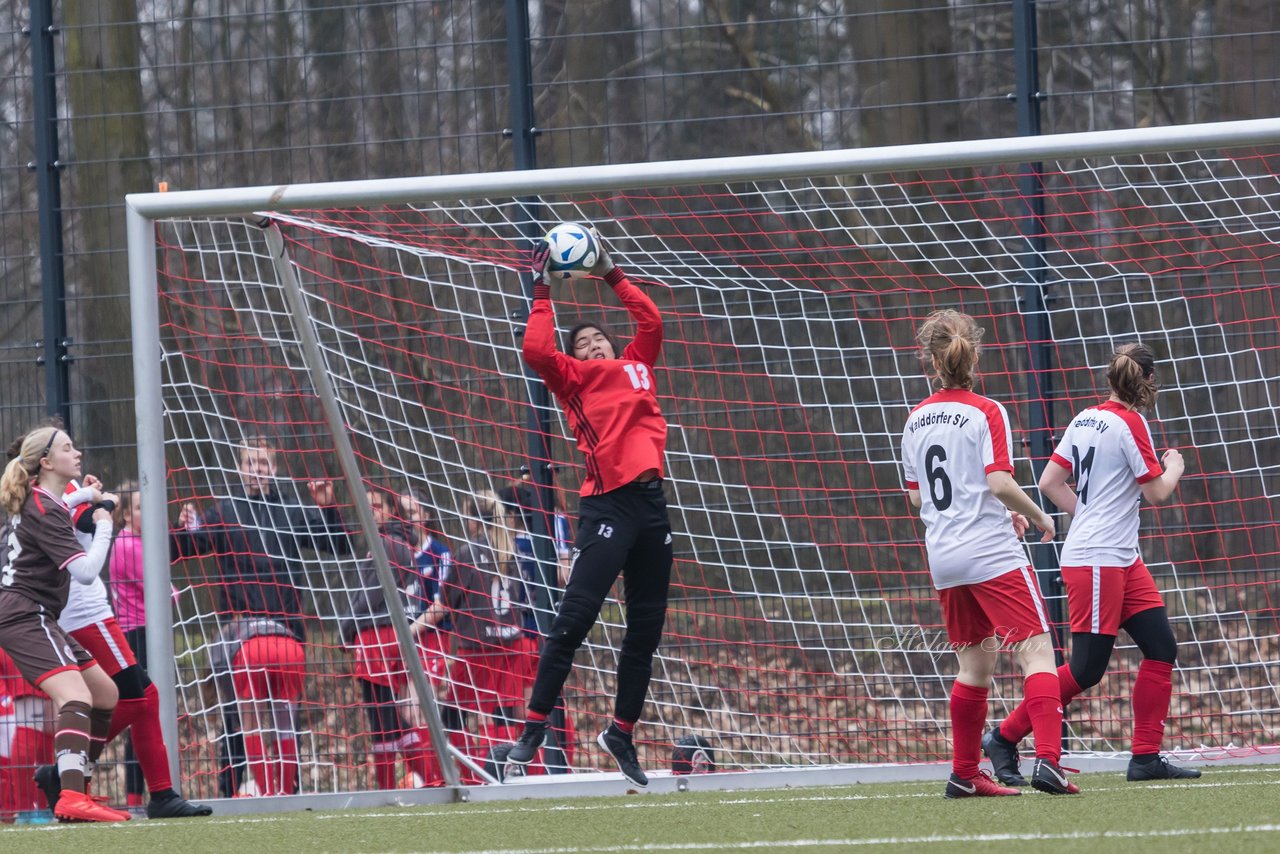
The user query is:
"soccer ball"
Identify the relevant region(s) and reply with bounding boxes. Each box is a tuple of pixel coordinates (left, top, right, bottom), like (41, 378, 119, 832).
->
(544, 222, 600, 279)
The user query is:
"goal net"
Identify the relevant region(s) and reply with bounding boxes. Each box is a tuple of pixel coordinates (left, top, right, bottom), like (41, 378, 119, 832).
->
(131, 121, 1280, 799)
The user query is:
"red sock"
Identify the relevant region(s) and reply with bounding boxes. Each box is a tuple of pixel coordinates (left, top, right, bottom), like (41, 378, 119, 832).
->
(129, 684, 174, 792)
(9, 726, 51, 810)
(243, 734, 269, 796)
(1023, 671, 1064, 762)
(950, 682, 988, 779)
(104, 697, 145, 743)
(1132, 659, 1173, 755)
(612, 718, 635, 735)
(1000, 663, 1081, 743)
(526, 710, 548, 724)
(408, 728, 444, 786)
(277, 738, 298, 795)
(372, 741, 397, 790)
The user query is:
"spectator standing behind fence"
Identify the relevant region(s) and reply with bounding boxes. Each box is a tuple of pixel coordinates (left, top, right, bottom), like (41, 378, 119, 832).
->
(402, 491, 451, 661)
(340, 490, 444, 790)
(0, 648, 54, 824)
(209, 617, 306, 797)
(413, 491, 527, 768)
(171, 436, 351, 797)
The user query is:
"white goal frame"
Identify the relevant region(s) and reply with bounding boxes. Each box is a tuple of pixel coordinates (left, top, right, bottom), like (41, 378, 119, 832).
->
(126, 118, 1280, 814)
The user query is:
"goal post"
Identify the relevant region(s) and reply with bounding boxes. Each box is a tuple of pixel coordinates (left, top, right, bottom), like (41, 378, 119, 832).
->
(127, 118, 1280, 809)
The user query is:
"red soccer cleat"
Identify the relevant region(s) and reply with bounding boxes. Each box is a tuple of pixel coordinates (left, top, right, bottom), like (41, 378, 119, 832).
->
(944, 769, 1022, 798)
(54, 790, 132, 823)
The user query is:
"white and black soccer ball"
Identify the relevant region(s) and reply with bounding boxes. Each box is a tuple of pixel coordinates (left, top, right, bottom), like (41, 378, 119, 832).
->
(544, 222, 600, 279)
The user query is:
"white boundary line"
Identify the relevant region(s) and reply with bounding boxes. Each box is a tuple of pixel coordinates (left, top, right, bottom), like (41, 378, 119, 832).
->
(188, 749, 1280, 816)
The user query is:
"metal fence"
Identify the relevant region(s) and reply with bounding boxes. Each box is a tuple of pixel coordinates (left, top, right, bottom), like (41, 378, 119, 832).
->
(3, 1, 1280, 472)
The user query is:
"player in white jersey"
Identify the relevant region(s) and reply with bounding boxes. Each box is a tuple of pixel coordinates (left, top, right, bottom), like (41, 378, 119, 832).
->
(902, 311, 1076, 797)
(984, 344, 1198, 784)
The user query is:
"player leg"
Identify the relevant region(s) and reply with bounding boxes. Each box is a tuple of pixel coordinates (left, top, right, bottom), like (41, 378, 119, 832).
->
(938, 585, 1018, 798)
(120, 629, 146, 807)
(1119, 559, 1197, 780)
(598, 487, 673, 788)
(362, 679, 401, 790)
(508, 494, 636, 767)
(37, 668, 129, 822)
(987, 564, 1120, 781)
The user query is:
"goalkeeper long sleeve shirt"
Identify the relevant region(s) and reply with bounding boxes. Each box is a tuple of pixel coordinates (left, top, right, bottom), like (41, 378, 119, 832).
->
(522, 267, 668, 496)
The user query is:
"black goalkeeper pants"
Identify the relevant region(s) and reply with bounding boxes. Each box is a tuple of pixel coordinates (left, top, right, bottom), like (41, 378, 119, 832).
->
(528, 479, 674, 724)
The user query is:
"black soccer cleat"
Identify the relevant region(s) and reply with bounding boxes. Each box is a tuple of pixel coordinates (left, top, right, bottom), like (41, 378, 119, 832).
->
(34, 764, 61, 811)
(597, 725, 648, 788)
(1127, 755, 1202, 782)
(982, 729, 1028, 787)
(146, 794, 213, 819)
(1030, 758, 1079, 795)
(505, 719, 548, 771)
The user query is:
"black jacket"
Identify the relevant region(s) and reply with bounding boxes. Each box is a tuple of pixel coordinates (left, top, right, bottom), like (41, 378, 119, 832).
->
(172, 486, 352, 639)
(339, 521, 421, 646)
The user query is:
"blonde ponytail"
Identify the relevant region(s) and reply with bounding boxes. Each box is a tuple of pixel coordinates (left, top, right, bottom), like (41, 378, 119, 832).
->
(917, 310, 984, 389)
(1, 427, 60, 516)
(470, 490, 515, 574)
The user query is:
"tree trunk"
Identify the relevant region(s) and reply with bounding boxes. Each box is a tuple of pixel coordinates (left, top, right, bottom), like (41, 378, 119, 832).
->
(1213, 0, 1280, 120)
(851, 0, 958, 147)
(62, 0, 153, 484)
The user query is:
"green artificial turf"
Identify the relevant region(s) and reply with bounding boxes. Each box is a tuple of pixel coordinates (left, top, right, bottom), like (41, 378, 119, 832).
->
(6, 766, 1278, 854)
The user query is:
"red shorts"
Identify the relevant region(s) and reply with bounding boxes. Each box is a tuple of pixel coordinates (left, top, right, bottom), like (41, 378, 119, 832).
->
(231, 635, 306, 702)
(1062, 557, 1164, 636)
(351, 625, 445, 691)
(511, 634, 540, 692)
(939, 566, 1051, 648)
(69, 618, 137, 677)
(445, 647, 526, 713)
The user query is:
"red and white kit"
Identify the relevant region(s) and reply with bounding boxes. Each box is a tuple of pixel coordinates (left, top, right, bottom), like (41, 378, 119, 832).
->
(901, 388, 1048, 644)
(1050, 401, 1166, 634)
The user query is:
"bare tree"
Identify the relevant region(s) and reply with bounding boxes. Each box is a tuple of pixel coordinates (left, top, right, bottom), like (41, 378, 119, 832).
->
(62, 0, 153, 482)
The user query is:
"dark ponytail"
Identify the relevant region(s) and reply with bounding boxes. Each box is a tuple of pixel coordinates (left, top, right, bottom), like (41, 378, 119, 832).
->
(1107, 343, 1158, 409)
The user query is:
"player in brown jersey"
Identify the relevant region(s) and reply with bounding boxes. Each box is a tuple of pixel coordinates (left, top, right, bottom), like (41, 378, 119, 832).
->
(506, 234, 674, 788)
(0, 427, 130, 822)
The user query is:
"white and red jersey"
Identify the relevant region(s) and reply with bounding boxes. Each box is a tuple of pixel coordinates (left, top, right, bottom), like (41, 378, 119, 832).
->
(1051, 400, 1164, 567)
(59, 481, 115, 633)
(901, 388, 1028, 590)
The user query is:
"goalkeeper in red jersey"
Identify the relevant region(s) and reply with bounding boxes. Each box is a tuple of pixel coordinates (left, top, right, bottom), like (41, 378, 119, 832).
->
(983, 344, 1199, 785)
(505, 232, 673, 788)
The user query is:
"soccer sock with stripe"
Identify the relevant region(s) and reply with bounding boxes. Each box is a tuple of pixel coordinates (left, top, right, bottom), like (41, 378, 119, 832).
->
(243, 733, 269, 796)
(54, 700, 92, 794)
(1131, 659, 1173, 757)
(277, 738, 299, 795)
(949, 681, 988, 779)
(998, 663, 1081, 744)
(1023, 671, 1064, 762)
